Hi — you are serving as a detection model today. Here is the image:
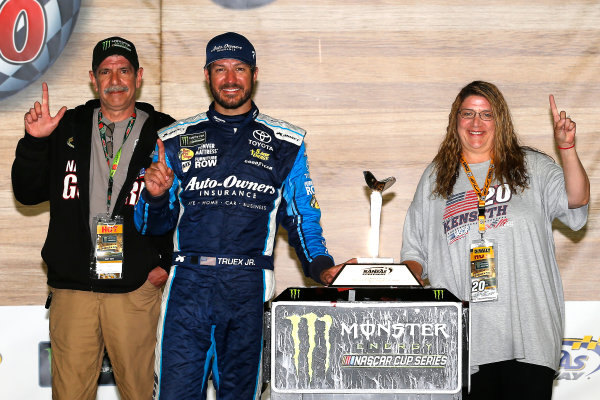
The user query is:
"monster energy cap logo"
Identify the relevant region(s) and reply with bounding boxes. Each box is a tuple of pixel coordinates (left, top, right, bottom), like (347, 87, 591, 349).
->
(102, 39, 132, 52)
(92, 37, 139, 71)
(290, 288, 301, 299)
(433, 289, 444, 300)
(286, 313, 333, 381)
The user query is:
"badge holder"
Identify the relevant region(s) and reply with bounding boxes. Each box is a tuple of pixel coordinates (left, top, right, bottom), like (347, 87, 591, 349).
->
(470, 237, 497, 302)
(92, 214, 124, 279)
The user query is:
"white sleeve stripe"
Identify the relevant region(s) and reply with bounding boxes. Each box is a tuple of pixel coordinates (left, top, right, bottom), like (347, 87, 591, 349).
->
(158, 113, 209, 140)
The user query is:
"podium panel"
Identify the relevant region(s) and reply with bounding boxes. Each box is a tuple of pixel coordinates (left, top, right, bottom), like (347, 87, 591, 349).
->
(268, 287, 468, 399)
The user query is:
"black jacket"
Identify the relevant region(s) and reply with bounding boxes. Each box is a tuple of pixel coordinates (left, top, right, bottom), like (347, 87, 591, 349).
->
(12, 99, 175, 293)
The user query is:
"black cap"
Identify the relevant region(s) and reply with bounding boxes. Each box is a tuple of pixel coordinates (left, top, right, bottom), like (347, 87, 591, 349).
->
(92, 37, 139, 71)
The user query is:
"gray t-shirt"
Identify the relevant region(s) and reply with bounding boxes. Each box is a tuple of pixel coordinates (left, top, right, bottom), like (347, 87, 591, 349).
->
(89, 108, 149, 233)
(400, 149, 588, 372)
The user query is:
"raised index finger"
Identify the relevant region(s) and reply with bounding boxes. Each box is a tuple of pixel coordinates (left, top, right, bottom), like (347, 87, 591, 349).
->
(156, 138, 166, 164)
(549, 94, 559, 122)
(41, 82, 50, 113)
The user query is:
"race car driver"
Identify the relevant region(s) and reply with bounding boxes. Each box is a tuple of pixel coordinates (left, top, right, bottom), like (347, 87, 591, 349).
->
(134, 32, 340, 400)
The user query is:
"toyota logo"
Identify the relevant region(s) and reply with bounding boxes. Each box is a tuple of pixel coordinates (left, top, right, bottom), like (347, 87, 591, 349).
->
(253, 130, 272, 143)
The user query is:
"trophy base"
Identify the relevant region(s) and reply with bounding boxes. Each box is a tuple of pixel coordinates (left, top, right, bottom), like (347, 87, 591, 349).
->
(331, 259, 421, 287)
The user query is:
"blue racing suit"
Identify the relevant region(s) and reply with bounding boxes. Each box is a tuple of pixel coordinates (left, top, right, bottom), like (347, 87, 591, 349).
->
(134, 102, 334, 400)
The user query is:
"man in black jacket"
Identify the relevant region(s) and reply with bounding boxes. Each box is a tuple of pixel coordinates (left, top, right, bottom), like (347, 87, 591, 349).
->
(11, 37, 174, 400)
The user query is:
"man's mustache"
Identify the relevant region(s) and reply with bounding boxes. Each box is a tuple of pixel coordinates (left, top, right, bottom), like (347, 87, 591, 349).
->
(104, 86, 129, 94)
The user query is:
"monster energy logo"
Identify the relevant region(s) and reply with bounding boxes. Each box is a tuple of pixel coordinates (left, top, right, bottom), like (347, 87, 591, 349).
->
(102, 40, 111, 50)
(290, 289, 301, 299)
(180, 132, 206, 147)
(45, 348, 52, 369)
(38, 342, 53, 387)
(286, 313, 332, 381)
(433, 289, 444, 300)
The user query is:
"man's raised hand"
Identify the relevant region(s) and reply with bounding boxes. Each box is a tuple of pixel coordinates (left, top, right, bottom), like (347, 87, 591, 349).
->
(144, 139, 174, 197)
(24, 82, 67, 138)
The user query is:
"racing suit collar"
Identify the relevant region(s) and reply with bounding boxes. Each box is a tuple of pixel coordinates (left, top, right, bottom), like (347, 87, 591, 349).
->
(207, 101, 259, 130)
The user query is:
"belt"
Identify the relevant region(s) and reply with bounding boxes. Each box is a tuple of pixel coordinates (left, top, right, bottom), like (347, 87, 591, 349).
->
(173, 253, 274, 269)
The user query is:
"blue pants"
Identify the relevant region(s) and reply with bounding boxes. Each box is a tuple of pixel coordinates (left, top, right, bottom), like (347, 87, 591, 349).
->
(153, 263, 266, 400)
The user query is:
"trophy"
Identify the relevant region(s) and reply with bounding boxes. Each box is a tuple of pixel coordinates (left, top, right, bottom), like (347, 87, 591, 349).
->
(330, 171, 421, 287)
(363, 170, 396, 262)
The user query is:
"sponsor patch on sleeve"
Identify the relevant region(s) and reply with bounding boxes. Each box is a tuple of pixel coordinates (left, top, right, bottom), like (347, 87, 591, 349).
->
(180, 132, 207, 147)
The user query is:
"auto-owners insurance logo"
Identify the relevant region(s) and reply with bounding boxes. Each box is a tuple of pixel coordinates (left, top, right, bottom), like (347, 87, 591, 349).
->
(0, 0, 81, 100)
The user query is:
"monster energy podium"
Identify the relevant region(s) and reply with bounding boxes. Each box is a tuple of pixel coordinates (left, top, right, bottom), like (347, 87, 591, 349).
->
(265, 287, 469, 400)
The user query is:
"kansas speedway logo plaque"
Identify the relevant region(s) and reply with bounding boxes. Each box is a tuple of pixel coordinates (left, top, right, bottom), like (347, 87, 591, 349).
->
(0, 0, 81, 100)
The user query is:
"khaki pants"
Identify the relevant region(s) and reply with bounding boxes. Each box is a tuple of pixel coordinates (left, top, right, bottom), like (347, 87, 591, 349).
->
(49, 280, 161, 400)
